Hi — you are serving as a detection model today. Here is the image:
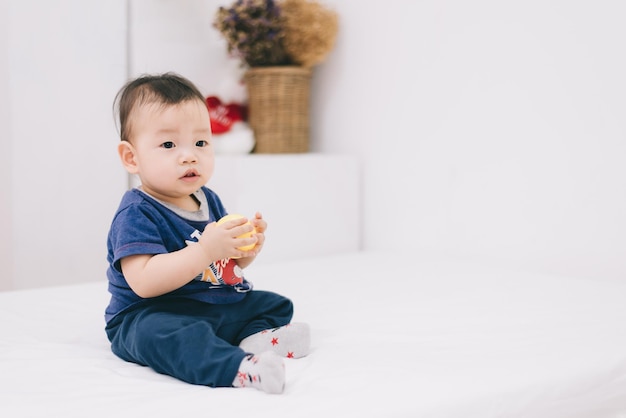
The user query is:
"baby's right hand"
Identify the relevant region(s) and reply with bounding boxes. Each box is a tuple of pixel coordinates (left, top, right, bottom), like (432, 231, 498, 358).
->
(198, 217, 258, 261)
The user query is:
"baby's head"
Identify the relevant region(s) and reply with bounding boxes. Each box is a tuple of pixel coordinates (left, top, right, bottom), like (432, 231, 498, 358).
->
(114, 73, 214, 207)
(115, 72, 207, 143)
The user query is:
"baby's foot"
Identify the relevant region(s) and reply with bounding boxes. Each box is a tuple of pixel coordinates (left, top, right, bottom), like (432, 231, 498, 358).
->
(240, 323, 311, 359)
(232, 352, 285, 394)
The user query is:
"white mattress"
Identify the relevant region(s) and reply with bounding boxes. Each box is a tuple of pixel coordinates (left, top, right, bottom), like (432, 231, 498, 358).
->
(2, 251, 626, 417)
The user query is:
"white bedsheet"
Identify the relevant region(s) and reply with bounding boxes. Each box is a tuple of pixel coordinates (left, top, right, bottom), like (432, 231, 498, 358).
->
(2, 251, 626, 417)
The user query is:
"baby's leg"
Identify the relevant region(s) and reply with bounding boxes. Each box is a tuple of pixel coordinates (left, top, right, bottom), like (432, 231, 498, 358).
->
(106, 301, 245, 388)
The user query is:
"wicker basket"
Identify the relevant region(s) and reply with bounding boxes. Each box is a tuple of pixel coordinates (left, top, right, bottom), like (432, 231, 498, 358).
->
(244, 66, 312, 153)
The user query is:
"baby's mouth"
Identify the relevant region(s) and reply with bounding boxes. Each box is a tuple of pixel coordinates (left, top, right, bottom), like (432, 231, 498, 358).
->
(181, 169, 199, 179)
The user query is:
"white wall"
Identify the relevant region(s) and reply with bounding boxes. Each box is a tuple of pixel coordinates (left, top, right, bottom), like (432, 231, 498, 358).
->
(3, 0, 128, 290)
(313, 0, 626, 282)
(0, 1, 14, 291)
(129, 0, 245, 97)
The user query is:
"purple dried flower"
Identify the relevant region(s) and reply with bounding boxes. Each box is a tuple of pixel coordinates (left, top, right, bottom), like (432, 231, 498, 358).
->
(213, 0, 292, 67)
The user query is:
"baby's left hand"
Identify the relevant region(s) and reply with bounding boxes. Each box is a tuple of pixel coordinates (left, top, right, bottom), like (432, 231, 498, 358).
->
(250, 212, 267, 252)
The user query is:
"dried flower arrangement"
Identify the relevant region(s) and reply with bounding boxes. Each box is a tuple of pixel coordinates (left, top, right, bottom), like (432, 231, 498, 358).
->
(213, 0, 339, 68)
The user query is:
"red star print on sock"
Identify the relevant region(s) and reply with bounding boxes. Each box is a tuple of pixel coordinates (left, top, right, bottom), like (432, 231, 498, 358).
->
(237, 371, 257, 387)
(271, 337, 279, 346)
(287, 352, 294, 358)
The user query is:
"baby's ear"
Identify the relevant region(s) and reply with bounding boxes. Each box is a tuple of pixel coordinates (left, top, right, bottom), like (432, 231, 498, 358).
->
(117, 141, 139, 174)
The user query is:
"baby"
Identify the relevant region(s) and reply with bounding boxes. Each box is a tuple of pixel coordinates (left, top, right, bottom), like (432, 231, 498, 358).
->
(104, 72, 309, 394)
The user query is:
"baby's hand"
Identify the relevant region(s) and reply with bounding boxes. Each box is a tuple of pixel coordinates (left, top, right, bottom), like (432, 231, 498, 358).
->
(248, 212, 267, 254)
(198, 216, 258, 261)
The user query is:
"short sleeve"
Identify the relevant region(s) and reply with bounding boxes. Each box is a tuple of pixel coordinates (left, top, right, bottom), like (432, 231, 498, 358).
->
(108, 204, 168, 272)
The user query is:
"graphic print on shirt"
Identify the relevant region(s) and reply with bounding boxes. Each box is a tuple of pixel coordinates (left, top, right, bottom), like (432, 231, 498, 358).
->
(201, 257, 244, 285)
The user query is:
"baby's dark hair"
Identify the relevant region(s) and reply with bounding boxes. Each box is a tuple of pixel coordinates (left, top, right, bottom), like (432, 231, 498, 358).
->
(114, 72, 206, 142)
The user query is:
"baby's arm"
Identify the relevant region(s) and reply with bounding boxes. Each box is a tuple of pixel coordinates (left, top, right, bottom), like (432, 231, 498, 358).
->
(120, 218, 258, 298)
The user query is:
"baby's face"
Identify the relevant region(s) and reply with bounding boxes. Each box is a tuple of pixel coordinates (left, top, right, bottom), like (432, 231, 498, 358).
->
(128, 99, 214, 207)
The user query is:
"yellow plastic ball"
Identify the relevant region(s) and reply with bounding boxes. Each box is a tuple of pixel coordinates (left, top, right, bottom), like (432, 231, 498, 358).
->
(217, 214, 256, 251)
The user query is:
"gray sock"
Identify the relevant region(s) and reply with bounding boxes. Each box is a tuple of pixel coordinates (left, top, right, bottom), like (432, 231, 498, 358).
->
(232, 352, 285, 394)
(239, 323, 311, 359)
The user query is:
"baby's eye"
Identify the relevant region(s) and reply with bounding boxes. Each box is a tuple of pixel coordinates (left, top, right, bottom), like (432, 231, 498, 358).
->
(196, 140, 209, 147)
(160, 141, 175, 149)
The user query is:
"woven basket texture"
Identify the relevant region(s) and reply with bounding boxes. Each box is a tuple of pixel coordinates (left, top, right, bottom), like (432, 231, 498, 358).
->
(244, 66, 312, 153)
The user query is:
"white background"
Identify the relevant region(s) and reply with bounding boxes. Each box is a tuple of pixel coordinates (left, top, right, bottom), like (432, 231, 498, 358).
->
(2, 0, 626, 289)
(1, 1, 127, 290)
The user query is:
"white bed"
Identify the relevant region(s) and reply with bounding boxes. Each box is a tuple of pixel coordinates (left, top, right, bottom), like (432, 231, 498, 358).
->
(2, 251, 626, 417)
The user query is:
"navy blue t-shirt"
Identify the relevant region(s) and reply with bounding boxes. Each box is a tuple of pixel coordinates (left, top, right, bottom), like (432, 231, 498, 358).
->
(105, 186, 252, 323)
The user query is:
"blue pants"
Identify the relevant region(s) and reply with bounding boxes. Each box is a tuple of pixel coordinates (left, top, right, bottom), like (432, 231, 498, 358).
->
(105, 290, 293, 387)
